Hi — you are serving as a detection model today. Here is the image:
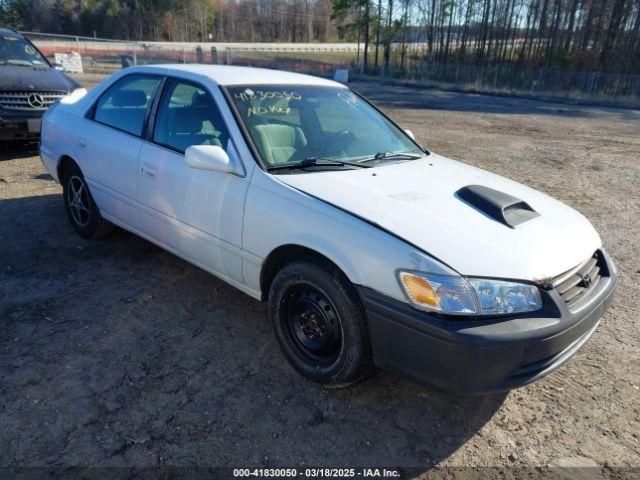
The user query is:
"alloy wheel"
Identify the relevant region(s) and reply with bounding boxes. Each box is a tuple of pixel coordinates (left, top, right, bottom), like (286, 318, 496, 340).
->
(67, 175, 90, 227)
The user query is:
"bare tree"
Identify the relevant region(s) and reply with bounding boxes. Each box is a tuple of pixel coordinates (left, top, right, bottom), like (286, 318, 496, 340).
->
(2, 0, 638, 79)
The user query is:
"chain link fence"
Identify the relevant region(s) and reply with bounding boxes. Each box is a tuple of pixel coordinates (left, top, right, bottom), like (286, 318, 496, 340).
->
(369, 62, 640, 103)
(23, 32, 358, 77)
(22, 32, 640, 105)
(224, 47, 357, 77)
(23, 32, 136, 74)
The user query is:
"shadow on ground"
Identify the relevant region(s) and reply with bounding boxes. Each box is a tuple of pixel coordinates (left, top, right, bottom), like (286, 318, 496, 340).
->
(0, 193, 506, 469)
(0, 141, 39, 161)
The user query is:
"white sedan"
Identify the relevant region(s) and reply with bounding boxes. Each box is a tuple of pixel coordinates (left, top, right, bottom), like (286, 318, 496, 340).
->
(40, 65, 617, 394)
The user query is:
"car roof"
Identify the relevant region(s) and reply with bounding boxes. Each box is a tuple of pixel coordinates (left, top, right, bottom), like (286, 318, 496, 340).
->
(136, 64, 346, 88)
(0, 28, 22, 37)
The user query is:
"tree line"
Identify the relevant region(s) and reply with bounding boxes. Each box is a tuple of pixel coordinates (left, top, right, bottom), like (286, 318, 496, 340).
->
(333, 0, 640, 76)
(1, 0, 639, 76)
(0, 0, 337, 43)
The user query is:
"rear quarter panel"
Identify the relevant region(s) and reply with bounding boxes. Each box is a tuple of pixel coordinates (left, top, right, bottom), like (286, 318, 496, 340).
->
(40, 103, 80, 183)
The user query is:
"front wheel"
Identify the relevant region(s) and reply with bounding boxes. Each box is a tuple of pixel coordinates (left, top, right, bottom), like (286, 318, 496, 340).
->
(61, 162, 114, 239)
(268, 260, 373, 387)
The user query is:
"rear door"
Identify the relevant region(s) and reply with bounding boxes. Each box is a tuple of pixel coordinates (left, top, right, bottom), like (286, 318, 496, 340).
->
(137, 77, 249, 284)
(80, 74, 161, 229)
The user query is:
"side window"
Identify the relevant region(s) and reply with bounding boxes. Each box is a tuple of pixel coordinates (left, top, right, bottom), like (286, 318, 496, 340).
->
(93, 74, 160, 136)
(153, 80, 230, 154)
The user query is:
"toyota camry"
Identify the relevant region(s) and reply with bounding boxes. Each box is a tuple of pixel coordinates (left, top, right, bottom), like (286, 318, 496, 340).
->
(39, 65, 617, 394)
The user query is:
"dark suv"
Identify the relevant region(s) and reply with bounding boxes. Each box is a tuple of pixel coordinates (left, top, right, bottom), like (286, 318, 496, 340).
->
(0, 28, 82, 141)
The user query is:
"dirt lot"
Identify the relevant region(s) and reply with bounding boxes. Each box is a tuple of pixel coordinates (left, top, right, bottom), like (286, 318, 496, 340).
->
(1, 80, 639, 475)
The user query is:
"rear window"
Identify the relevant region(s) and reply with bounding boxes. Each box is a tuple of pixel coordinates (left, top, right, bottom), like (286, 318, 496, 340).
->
(93, 75, 160, 136)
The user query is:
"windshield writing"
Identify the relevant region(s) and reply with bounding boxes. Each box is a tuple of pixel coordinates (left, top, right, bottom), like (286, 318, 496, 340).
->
(228, 85, 422, 169)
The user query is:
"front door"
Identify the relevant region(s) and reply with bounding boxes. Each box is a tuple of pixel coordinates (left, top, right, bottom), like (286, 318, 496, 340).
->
(137, 78, 249, 284)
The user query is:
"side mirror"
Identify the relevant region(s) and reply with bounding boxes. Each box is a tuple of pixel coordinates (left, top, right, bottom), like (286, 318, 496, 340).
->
(333, 69, 349, 83)
(185, 145, 233, 173)
(52, 62, 64, 71)
(404, 129, 415, 140)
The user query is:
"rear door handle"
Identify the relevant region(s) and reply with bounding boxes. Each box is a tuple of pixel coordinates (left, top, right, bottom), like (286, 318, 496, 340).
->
(141, 162, 157, 179)
(78, 137, 87, 148)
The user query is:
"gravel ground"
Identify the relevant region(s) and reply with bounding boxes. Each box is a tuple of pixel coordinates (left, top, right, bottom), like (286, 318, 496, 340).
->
(0, 80, 639, 475)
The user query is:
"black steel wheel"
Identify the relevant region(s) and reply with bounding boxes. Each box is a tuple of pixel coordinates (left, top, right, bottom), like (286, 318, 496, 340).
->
(269, 259, 372, 386)
(281, 285, 343, 367)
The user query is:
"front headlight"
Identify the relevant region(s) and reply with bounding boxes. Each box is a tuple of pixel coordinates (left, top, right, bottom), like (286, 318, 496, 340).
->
(398, 271, 542, 316)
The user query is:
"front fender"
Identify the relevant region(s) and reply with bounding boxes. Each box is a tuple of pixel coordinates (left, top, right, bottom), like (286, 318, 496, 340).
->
(242, 171, 455, 301)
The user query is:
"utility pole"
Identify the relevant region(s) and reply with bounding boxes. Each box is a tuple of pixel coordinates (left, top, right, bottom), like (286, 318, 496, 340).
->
(363, 0, 370, 73)
(356, 2, 362, 71)
(384, 0, 393, 71)
(219, 0, 224, 41)
(374, 0, 382, 70)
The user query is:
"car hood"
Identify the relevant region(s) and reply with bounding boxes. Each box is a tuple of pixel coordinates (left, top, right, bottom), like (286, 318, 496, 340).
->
(0, 65, 77, 92)
(275, 154, 601, 282)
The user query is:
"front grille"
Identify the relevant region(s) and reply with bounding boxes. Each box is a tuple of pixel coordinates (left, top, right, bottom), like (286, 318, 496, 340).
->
(0, 91, 66, 111)
(553, 251, 604, 308)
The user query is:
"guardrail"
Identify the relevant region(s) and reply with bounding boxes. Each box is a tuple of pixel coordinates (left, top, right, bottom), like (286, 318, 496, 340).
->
(21, 31, 640, 104)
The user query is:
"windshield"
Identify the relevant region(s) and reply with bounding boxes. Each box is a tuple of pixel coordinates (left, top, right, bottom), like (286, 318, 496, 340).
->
(0, 35, 48, 67)
(227, 85, 422, 170)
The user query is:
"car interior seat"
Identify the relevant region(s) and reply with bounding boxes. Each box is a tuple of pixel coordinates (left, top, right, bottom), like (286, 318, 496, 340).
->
(155, 92, 228, 152)
(250, 124, 308, 165)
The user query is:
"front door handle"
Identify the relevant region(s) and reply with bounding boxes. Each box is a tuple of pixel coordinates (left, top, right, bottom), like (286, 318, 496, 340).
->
(141, 162, 157, 179)
(78, 137, 87, 148)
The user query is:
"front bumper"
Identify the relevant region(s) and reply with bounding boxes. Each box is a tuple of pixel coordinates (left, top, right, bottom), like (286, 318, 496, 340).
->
(358, 250, 617, 395)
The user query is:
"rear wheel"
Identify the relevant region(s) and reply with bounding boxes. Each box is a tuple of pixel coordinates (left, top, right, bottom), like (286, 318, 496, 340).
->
(268, 260, 372, 386)
(61, 162, 114, 239)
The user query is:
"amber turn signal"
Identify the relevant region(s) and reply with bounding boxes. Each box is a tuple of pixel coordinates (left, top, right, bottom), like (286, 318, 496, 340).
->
(399, 272, 441, 307)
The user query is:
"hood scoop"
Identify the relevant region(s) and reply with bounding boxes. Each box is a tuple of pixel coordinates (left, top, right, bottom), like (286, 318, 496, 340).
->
(456, 184, 540, 228)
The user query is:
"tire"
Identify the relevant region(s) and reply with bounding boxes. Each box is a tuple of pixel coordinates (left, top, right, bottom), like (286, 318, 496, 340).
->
(268, 260, 373, 387)
(61, 162, 114, 239)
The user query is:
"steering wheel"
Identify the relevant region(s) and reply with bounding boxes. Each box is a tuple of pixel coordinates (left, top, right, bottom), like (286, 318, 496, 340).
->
(324, 130, 356, 156)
